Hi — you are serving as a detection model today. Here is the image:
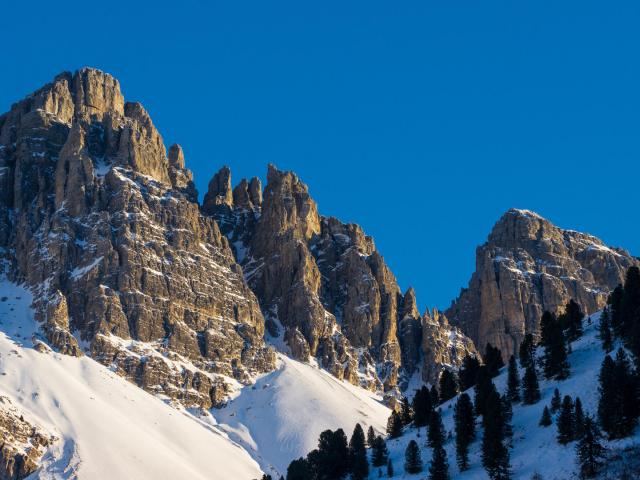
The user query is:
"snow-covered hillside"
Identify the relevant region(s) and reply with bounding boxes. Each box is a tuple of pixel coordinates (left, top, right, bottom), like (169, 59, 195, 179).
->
(0, 277, 392, 479)
(382, 311, 640, 479)
(217, 354, 390, 477)
(0, 278, 263, 480)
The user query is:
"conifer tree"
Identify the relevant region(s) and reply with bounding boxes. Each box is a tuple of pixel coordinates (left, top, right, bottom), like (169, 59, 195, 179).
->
(474, 366, 493, 416)
(459, 355, 481, 391)
(386, 410, 403, 439)
(574, 397, 585, 440)
(484, 343, 505, 377)
(400, 396, 413, 426)
(501, 395, 513, 440)
(412, 386, 432, 427)
(541, 312, 570, 379)
(404, 440, 423, 474)
(428, 409, 445, 448)
(557, 396, 575, 444)
(261, 474, 273, 480)
(386, 459, 393, 478)
(430, 384, 440, 406)
(550, 388, 562, 413)
(559, 299, 584, 342)
(539, 311, 556, 348)
(597, 354, 616, 436)
(286, 458, 312, 480)
(429, 444, 450, 480)
(371, 436, 389, 467)
(367, 426, 376, 448)
(539, 406, 552, 427)
(349, 424, 368, 480)
(518, 333, 535, 369)
(598, 349, 639, 439)
(506, 355, 520, 403)
(608, 284, 624, 336)
(522, 364, 541, 405)
(454, 393, 475, 471)
(439, 369, 459, 403)
(481, 389, 511, 479)
(598, 308, 613, 353)
(311, 429, 349, 480)
(621, 266, 640, 340)
(576, 417, 605, 479)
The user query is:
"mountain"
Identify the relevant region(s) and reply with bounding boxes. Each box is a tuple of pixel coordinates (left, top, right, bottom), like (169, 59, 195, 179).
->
(0, 66, 475, 410)
(205, 164, 477, 395)
(447, 208, 638, 359)
(379, 311, 640, 479)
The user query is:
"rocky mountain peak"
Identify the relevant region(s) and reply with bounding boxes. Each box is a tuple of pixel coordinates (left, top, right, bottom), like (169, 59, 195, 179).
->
(0, 68, 274, 409)
(447, 208, 639, 359)
(203, 165, 233, 213)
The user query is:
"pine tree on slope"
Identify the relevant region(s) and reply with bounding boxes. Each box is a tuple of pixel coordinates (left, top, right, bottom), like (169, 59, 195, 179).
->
(371, 436, 389, 467)
(475, 366, 494, 416)
(574, 397, 586, 440)
(518, 333, 535, 369)
(386, 459, 393, 477)
(539, 406, 552, 427)
(366, 426, 376, 448)
(400, 396, 413, 426)
(481, 389, 511, 480)
(459, 354, 481, 390)
(540, 311, 570, 380)
(608, 284, 624, 337)
(429, 431, 450, 480)
(428, 409, 446, 448)
(484, 343, 505, 377)
(439, 369, 459, 404)
(506, 355, 520, 403)
(348, 424, 368, 480)
(522, 364, 541, 405)
(598, 308, 613, 353)
(454, 393, 475, 471)
(430, 384, 440, 406)
(557, 396, 575, 444)
(576, 416, 606, 479)
(412, 386, 433, 427)
(286, 458, 312, 480)
(550, 388, 562, 413)
(404, 440, 423, 474)
(386, 410, 403, 439)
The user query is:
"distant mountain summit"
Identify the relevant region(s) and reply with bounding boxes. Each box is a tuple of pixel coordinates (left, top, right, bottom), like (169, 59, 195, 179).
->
(447, 208, 638, 358)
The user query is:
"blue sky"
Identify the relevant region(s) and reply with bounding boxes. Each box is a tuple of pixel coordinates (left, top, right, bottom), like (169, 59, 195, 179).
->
(2, 1, 638, 310)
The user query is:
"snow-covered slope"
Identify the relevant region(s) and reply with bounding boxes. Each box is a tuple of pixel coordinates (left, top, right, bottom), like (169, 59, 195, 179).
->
(383, 311, 640, 479)
(217, 354, 391, 477)
(0, 279, 263, 480)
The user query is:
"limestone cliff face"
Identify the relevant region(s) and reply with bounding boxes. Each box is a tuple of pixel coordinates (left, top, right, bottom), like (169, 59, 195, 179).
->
(447, 209, 639, 359)
(207, 165, 477, 392)
(0, 68, 275, 408)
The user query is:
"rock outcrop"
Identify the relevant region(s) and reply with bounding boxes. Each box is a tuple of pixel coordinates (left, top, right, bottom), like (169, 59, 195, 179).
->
(0, 397, 55, 480)
(208, 165, 477, 392)
(0, 68, 275, 408)
(447, 208, 639, 359)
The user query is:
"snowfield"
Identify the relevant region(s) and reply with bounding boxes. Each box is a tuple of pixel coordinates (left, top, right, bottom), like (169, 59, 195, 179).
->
(0, 278, 263, 480)
(217, 354, 390, 477)
(382, 311, 640, 479)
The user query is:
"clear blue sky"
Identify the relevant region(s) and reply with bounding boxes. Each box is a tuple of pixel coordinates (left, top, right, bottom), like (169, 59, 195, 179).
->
(2, 1, 638, 310)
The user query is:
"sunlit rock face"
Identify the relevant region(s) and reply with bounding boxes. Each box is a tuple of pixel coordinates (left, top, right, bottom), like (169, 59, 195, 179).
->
(447, 208, 639, 359)
(0, 68, 275, 408)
